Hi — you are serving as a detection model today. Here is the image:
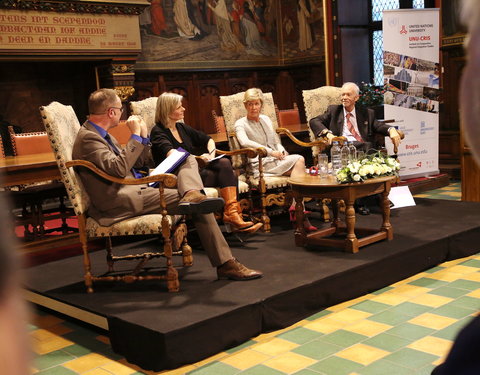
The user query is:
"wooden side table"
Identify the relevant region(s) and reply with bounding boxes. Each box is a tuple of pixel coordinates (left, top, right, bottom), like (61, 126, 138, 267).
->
(287, 175, 395, 253)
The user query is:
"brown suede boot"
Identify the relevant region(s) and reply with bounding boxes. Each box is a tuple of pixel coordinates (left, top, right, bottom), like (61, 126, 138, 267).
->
(220, 187, 257, 232)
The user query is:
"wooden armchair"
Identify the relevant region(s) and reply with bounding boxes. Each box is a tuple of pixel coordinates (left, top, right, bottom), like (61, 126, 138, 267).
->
(211, 110, 226, 134)
(39, 101, 192, 293)
(220, 91, 328, 232)
(275, 103, 301, 127)
(8, 126, 76, 240)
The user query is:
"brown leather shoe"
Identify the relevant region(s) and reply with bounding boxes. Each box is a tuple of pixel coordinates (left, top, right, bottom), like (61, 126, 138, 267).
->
(178, 190, 224, 215)
(217, 258, 263, 281)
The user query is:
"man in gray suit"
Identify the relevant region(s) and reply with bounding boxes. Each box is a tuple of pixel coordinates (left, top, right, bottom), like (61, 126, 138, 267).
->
(72, 88, 262, 281)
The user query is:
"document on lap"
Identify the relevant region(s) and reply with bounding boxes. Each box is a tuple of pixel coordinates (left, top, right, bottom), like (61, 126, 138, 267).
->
(149, 148, 190, 187)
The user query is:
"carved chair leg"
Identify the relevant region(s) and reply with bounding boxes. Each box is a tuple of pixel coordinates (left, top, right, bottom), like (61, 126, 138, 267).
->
(105, 236, 114, 272)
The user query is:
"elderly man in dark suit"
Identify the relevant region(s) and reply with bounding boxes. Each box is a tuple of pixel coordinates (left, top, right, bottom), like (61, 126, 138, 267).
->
(309, 82, 402, 214)
(72, 88, 262, 281)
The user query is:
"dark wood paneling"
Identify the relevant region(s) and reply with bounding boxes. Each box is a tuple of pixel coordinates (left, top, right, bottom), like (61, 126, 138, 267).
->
(133, 65, 326, 135)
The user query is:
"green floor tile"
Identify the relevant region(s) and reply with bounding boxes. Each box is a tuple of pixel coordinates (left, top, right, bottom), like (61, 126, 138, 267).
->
(447, 279, 480, 291)
(292, 339, 342, 360)
(309, 355, 364, 375)
(459, 259, 480, 268)
(225, 339, 256, 354)
(61, 344, 92, 357)
(383, 348, 438, 369)
(34, 350, 77, 371)
(237, 365, 286, 375)
(358, 359, 413, 375)
(385, 323, 434, 340)
(388, 302, 432, 317)
(188, 361, 238, 375)
(350, 300, 391, 314)
(429, 286, 470, 299)
(319, 329, 367, 348)
(432, 303, 477, 319)
(424, 266, 445, 274)
(34, 366, 78, 375)
(293, 369, 323, 375)
(449, 295, 480, 310)
(363, 332, 412, 352)
(416, 363, 438, 375)
(306, 310, 331, 321)
(407, 277, 448, 289)
(277, 327, 323, 345)
(370, 286, 394, 295)
(432, 316, 474, 341)
(367, 310, 412, 326)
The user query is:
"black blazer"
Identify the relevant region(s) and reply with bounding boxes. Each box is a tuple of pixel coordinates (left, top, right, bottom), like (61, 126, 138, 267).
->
(309, 104, 390, 144)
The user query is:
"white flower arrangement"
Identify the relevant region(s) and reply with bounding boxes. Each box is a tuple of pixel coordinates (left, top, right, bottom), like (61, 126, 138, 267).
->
(336, 152, 400, 183)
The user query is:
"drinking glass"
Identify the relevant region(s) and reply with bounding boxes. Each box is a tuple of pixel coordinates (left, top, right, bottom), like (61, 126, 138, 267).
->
(317, 154, 328, 177)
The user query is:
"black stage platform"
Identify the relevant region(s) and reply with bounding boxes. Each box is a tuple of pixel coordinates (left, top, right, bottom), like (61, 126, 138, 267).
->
(25, 198, 480, 371)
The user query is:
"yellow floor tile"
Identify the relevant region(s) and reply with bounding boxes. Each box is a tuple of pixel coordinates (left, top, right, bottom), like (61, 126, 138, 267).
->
(408, 313, 458, 330)
(409, 293, 453, 308)
(389, 284, 430, 298)
(427, 270, 464, 282)
(220, 348, 271, 370)
(328, 308, 372, 324)
(252, 337, 299, 356)
(63, 353, 111, 373)
(344, 319, 393, 337)
(30, 328, 62, 342)
(303, 316, 346, 334)
(408, 336, 453, 357)
(33, 336, 74, 355)
(466, 289, 480, 298)
(369, 293, 410, 306)
(461, 272, 480, 282)
(83, 369, 112, 375)
(100, 361, 138, 375)
(446, 265, 479, 275)
(328, 295, 370, 312)
(336, 343, 390, 366)
(264, 351, 317, 373)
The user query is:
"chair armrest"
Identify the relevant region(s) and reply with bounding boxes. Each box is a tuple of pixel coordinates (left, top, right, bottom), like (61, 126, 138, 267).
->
(276, 127, 329, 149)
(65, 160, 178, 188)
(194, 147, 266, 168)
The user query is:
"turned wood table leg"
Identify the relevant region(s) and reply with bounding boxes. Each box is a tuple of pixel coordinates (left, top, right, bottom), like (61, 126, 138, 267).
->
(345, 198, 358, 253)
(381, 182, 393, 240)
(293, 193, 307, 246)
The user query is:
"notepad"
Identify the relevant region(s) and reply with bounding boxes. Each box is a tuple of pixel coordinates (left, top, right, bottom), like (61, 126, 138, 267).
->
(149, 148, 190, 187)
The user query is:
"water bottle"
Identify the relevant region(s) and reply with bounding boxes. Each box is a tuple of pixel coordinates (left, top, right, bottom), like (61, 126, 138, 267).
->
(340, 142, 350, 167)
(348, 141, 357, 161)
(330, 141, 342, 172)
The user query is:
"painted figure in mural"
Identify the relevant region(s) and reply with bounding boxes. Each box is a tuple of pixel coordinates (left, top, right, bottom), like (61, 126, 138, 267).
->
(297, 0, 313, 51)
(263, 0, 277, 44)
(150, 0, 167, 36)
(230, 0, 246, 44)
(173, 0, 208, 40)
(240, 1, 274, 56)
(208, 0, 245, 52)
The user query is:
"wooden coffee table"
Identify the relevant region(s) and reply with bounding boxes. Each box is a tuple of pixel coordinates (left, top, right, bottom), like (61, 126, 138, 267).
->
(287, 175, 396, 253)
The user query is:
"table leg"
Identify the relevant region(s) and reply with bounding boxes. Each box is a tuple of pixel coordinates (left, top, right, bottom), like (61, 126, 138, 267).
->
(344, 198, 358, 253)
(331, 199, 340, 229)
(293, 193, 307, 246)
(381, 182, 393, 240)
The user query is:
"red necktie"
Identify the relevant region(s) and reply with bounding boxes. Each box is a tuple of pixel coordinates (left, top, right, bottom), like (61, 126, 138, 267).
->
(346, 113, 363, 142)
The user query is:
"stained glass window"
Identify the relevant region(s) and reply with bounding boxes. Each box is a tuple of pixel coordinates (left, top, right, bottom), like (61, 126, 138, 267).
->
(371, 0, 425, 85)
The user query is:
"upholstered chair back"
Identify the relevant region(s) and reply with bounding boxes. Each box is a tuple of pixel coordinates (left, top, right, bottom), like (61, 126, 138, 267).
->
(39, 102, 89, 216)
(220, 91, 279, 173)
(302, 86, 342, 160)
(129, 96, 158, 133)
(9, 127, 52, 156)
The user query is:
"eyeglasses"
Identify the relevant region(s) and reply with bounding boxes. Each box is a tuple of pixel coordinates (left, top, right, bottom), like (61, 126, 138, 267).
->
(109, 106, 124, 113)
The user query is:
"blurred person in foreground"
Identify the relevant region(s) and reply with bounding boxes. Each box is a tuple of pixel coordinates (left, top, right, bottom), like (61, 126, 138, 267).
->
(431, 0, 480, 374)
(0, 185, 31, 375)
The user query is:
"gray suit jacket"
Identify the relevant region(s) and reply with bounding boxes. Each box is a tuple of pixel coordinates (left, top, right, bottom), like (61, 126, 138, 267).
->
(72, 121, 153, 225)
(309, 104, 390, 146)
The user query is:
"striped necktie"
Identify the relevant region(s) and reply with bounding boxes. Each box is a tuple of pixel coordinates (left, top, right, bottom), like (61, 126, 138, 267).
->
(346, 113, 363, 142)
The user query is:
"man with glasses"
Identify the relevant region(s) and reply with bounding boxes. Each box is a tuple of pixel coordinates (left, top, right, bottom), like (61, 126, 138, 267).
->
(72, 88, 262, 281)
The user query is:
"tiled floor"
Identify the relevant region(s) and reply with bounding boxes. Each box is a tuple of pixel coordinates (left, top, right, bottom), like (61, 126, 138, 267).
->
(29, 181, 480, 375)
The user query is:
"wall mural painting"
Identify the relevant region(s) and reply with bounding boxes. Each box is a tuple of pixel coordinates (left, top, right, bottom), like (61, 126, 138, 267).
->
(135, 0, 326, 70)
